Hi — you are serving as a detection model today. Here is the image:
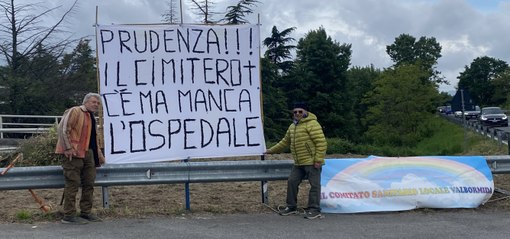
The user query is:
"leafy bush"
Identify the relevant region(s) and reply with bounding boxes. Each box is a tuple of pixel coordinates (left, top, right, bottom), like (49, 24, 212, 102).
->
(1, 124, 60, 167)
(325, 138, 355, 154)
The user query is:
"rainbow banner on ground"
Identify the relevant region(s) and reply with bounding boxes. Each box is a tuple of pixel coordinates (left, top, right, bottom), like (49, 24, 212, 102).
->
(321, 156, 493, 213)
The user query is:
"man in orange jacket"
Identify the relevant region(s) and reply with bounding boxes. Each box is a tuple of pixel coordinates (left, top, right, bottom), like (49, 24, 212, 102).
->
(55, 93, 105, 224)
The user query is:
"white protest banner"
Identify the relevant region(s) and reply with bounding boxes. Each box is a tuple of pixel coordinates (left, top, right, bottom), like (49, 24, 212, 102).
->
(96, 24, 265, 164)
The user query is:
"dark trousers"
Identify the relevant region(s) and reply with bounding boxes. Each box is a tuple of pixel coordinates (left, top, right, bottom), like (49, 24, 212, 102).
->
(286, 165, 322, 212)
(62, 149, 96, 217)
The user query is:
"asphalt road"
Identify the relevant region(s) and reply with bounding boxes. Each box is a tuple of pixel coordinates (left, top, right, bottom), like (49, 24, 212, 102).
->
(0, 211, 509, 239)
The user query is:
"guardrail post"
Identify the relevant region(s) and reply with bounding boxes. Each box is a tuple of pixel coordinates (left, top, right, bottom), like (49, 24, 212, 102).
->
(261, 154, 268, 205)
(508, 132, 510, 154)
(491, 129, 495, 142)
(0, 116, 3, 139)
(185, 157, 190, 211)
(497, 130, 502, 147)
(102, 186, 110, 208)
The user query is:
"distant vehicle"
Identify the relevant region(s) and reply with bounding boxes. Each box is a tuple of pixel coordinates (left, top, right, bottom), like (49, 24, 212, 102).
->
(454, 111, 463, 118)
(479, 107, 508, 127)
(445, 106, 453, 115)
(437, 106, 447, 113)
(464, 106, 481, 120)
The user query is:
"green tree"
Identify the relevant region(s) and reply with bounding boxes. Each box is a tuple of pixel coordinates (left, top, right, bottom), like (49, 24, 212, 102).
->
(0, 43, 60, 115)
(286, 27, 356, 140)
(362, 64, 437, 147)
(386, 34, 444, 84)
(0, 0, 79, 79)
(347, 64, 381, 141)
(260, 57, 289, 141)
(435, 91, 453, 107)
(490, 67, 510, 108)
(55, 39, 97, 111)
(1, 75, 43, 115)
(0, 40, 96, 116)
(262, 26, 296, 73)
(221, 0, 260, 24)
(0, 0, 81, 117)
(457, 56, 509, 107)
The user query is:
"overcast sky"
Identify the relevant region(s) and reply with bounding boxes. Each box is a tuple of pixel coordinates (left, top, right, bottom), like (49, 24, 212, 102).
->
(23, 0, 510, 94)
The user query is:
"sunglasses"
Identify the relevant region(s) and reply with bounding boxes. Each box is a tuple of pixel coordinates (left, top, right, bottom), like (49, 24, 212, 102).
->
(293, 110, 303, 114)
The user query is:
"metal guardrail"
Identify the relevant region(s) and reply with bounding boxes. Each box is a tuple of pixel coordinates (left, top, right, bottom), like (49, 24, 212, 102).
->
(0, 146, 18, 153)
(0, 160, 294, 191)
(1, 155, 509, 209)
(0, 114, 61, 138)
(1, 156, 509, 197)
(1, 157, 509, 190)
(0, 128, 50, 133)
(440, 114, 510, 149)
(485, 156, 510, 174)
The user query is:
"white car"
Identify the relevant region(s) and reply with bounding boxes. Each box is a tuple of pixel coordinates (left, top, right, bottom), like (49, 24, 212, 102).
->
(454, 111, 463, 118)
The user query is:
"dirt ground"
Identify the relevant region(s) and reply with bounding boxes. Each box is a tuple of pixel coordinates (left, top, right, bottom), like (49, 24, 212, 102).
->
(0, 154, 509, 224)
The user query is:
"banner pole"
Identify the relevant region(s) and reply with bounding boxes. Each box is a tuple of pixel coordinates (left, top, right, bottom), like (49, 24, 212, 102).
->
(180, 0, 183, 24)
(258, 14, 269, 205)
(94, 6, 104, 150)
(185, 157, 190, 211)
(94, 6, 108, 208)
(258, 14, 263, 123)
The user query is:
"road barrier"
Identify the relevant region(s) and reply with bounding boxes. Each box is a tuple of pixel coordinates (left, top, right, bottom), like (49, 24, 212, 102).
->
(0, 160, 293, 190)
(0, 160, 293, 208)
(485, 156, 510, 174)
(0, 114, 61, 139)
(439, 114, 510, 150)
(1, 157, 510, 207)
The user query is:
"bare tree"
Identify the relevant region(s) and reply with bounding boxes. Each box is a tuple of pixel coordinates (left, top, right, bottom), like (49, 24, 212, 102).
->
(162, 0, 180, 23)
(187, 0, 218, 24)
(0, 0, 79, 79)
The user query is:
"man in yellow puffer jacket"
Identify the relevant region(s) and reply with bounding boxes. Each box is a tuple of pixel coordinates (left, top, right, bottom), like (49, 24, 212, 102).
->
(265, 102, 327, 219)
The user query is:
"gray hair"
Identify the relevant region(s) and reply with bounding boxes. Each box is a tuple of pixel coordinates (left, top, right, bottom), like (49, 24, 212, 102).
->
(83, 93, 101, 104)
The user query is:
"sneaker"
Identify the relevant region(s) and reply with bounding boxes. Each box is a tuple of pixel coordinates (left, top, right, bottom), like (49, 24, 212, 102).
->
(304, 211, 321, 219)
(279, 207, 298, 216)
(61, 216, 89, 224)
(79, 213, 103, 222)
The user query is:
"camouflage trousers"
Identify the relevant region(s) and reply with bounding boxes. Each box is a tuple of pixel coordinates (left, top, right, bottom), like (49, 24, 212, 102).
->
(61, 149, 96, 217)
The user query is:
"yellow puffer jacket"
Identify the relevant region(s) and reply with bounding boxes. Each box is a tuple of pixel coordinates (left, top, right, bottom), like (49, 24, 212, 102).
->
(268, 112, 327, 166)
